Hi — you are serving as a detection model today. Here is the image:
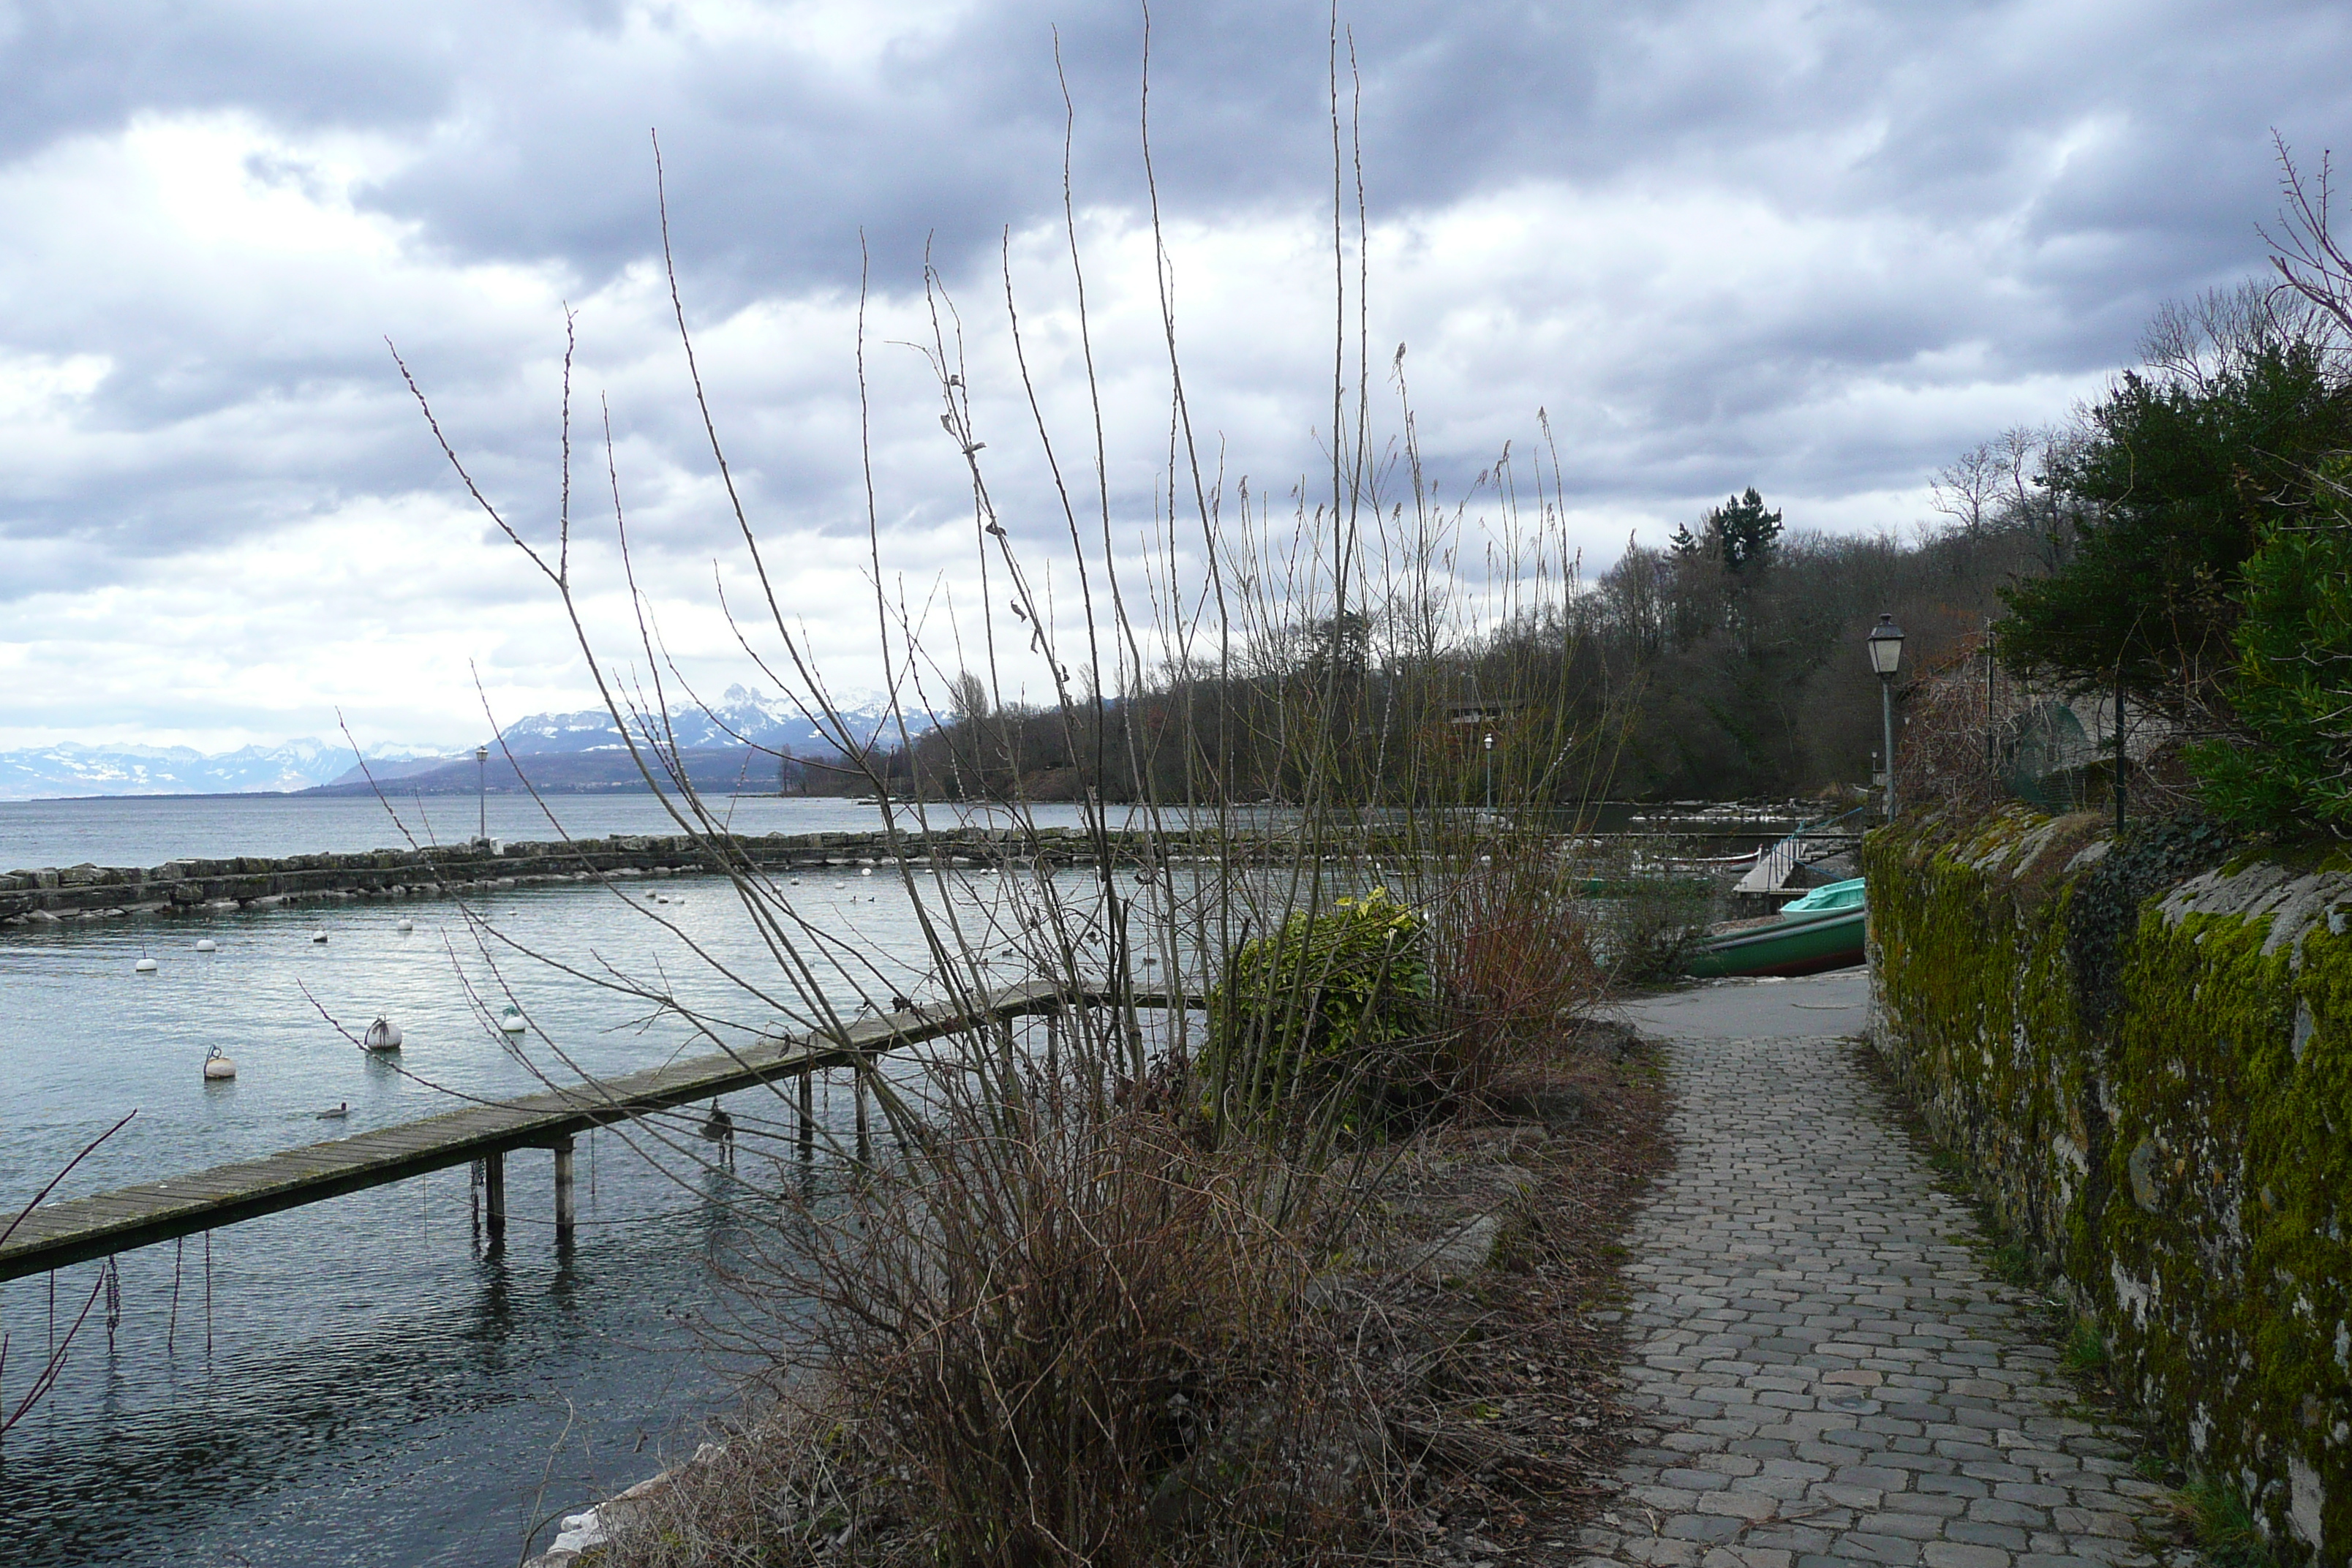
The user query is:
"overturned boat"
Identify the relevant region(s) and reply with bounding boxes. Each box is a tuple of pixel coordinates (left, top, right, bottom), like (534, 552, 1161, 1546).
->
(1684, 877, 1866, 979)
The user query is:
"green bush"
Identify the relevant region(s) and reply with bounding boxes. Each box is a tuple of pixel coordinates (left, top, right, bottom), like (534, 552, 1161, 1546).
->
(1204, 887, 1436, 1130)
(2188, 472, 2352, 836)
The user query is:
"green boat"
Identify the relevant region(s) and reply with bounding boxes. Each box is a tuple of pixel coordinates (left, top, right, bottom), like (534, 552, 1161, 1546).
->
(1684, 878, 1866, 979)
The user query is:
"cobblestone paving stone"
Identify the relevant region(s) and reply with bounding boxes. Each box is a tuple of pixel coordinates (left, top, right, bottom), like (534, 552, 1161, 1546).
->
(1572, 1032, 2190, 1568)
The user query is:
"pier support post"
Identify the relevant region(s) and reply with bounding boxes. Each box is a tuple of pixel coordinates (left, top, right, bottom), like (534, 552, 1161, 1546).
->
(551, 1137, 576, 1245)
(798, 1069, 816, 1164)
(483, 1151, 507, 1248)
(853, 1066, 870, 1169)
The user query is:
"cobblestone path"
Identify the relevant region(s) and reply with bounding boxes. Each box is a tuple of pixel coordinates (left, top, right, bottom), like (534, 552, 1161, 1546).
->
(1577, 1031, 2187, 1568)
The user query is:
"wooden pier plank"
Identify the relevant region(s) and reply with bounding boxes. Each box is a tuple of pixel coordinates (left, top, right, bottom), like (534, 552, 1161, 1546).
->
(1, 982, 1180, 1281)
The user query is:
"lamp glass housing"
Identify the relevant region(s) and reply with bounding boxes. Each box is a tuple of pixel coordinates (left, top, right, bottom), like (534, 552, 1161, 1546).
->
(1866, 614, 1904, 678)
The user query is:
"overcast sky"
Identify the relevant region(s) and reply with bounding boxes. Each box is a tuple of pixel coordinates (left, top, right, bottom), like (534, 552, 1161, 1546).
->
(1, 0, 2344, 752)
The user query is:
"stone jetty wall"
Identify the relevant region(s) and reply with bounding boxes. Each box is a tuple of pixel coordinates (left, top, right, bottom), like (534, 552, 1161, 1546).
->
(0, 826, 1215, 928)
(1867, 806, 2352, 1564)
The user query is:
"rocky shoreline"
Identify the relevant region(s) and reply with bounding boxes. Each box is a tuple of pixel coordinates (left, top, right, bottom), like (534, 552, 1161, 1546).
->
(0, 826, 1222, 928)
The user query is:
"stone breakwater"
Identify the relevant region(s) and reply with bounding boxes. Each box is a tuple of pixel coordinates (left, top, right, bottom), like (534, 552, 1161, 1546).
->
(0, 826, 1213, 928)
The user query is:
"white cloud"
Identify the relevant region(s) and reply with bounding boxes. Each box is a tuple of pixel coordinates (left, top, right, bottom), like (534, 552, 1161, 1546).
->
(0, 0, 2340, 749)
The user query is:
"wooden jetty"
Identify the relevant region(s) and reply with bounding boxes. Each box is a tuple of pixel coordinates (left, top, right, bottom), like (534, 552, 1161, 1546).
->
(1, 982, 1201, 1283)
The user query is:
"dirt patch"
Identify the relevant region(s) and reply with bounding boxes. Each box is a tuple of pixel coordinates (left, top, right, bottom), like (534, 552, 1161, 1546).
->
(1346, 1039, 1674, 1562)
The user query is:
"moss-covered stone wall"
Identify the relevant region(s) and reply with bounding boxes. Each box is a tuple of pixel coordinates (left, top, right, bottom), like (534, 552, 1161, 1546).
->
(1868, 808, 2352, 1564)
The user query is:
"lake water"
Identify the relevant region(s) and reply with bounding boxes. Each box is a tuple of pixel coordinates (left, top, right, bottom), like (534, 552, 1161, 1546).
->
(0, 802, 1162, 1567)
(0, 794, 1124, 874)
(0, 790, 1609, 1566)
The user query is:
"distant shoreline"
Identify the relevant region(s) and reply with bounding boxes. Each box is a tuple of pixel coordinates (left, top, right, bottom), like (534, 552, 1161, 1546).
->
(1, 784, 783, 805)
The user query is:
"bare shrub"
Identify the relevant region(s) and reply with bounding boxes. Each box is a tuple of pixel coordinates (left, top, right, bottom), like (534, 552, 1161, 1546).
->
(618, 1099, 1370, 1567)
(1895, 633, 2008, 817)
(378, 43, 1643, 1567)
(1425, 843, 1604, 1096)
(833, 1113, 1340, 1564)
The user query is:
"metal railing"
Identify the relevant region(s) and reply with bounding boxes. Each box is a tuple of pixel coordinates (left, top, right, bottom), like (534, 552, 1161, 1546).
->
(1733, 803, 1870, 897)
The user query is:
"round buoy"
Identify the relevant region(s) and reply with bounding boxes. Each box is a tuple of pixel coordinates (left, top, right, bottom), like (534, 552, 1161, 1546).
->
(363, 1017, 403, 1052)
(195, 938, 218, 952)
(861, 866, 873, 878)
(135, 955, 158, 973)
(396, 918, 414, 934)
(310, 931, 328, 944)
(499, 1005, 528, 1034)
(203, 1047, 236, 1081)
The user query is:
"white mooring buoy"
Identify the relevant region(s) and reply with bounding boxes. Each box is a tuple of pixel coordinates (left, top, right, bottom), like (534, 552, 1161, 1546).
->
(135, 954, 158, 973)
(195, 938, 218, 953)
(310, 930, 328, 944)
(396, 918, 414, 933)
(499, 1004, 529, 1034)
(203, 1046, 236, 1081)
(363, 1017, 403, 1052)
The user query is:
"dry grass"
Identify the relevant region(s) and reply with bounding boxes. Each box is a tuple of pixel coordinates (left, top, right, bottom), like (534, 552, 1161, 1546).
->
(600, 1029, 1669, 1568)
(1425, 844, 1606, 1099)
(1346, 1037, 1670, 1560)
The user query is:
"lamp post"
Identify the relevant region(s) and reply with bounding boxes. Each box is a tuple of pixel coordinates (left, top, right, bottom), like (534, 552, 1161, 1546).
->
(1482, 731, 1496, 815)
(475, 745, 489, 845)
(1866, 614, 1904, 818)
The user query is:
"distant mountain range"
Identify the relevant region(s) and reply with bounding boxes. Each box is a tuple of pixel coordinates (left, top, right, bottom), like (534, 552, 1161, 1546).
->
(0, 737, 451, 801)
(0, 687, 923, 801)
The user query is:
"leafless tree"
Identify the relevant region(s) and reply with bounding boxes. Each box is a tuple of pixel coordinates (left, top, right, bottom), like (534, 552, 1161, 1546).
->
(2264, 134, 2352, 345)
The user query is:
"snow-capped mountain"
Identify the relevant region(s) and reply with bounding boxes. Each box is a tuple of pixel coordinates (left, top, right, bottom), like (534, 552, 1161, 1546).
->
(0, 687, 929, 799)
(488, 685, 920, 758)
(0, 739, 450, 801)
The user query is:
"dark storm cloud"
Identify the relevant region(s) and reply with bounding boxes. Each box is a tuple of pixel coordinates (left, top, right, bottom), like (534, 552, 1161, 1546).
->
(19, 1, 2337, 296)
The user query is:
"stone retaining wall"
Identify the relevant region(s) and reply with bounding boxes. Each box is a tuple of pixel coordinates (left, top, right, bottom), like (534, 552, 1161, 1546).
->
(0, 826, 1213, 928)
(1867, 807, 2352, 1564)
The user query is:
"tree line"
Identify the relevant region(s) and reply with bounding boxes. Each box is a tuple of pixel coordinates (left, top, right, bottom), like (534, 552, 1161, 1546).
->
(798, 483, 2061, 809)
(788, 151, 2352, 834)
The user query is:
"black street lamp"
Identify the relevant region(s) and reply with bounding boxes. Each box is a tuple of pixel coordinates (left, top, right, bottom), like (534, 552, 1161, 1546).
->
(1866, 614, 1904, 817)
(1482, 731, 1496, 814)
(475, 745, 489, 845)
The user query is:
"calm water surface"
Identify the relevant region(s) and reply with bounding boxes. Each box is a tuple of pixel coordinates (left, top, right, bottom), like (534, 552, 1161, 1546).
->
(0, 831, 1124, 1567)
